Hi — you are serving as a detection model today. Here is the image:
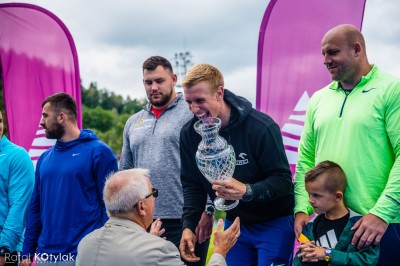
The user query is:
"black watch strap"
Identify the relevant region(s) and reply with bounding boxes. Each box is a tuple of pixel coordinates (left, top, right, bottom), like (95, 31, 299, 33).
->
(242, 184, 253, 202)
(205, 203, 215, 215)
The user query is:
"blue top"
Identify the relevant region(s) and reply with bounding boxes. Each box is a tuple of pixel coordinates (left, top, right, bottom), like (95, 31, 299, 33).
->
(22, 130, 118, 259)
(0, 136, 35, 252)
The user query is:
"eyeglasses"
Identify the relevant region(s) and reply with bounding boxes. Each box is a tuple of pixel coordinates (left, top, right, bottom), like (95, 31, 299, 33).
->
(133, 188, 158, 208)
(146, 188, 158, 199)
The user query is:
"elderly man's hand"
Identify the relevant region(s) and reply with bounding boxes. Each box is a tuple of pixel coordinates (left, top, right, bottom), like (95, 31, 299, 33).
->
(149, 218, 166, 238)
(213, 217, 240, 257)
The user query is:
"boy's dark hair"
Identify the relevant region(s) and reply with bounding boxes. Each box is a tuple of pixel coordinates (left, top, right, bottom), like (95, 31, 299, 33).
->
(305, 160, 347, 194)
(42, 92, 78, 122)
(142, 56, 173, 73)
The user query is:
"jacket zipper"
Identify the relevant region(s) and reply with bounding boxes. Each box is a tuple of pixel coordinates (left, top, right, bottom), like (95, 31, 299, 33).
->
(151, 108, 167, 134)
(148, 95, 180, 134)
(339, 89, 352, 118)
(152, 119, 157, 134)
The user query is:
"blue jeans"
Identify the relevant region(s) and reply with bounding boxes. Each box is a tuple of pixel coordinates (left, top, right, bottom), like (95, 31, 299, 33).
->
(378, 223, 400, 265)
(225, 215, 294, 266)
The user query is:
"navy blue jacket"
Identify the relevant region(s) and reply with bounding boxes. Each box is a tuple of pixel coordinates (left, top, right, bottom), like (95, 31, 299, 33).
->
(23, 130, 118, 259)
(180, 89, 294, 232)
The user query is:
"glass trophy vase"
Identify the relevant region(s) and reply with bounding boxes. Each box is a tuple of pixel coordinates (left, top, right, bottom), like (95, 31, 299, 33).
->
(194, 117, 239, 211)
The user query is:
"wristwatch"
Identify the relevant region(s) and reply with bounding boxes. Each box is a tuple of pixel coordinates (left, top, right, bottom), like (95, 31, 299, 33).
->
(0, 246, 10, 257)
(324, 248, 332, 262)
(205, 203, 215, 216)
(242, 184, 253, 202)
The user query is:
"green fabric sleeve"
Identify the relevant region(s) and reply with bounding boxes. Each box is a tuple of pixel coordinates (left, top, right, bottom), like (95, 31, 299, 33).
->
(370, 78, 400, 223)
(330, 244, 379, 266)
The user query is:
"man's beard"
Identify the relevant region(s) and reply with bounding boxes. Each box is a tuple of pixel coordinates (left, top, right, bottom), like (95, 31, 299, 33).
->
(45, 122, 65, 139)
(149, 88, 173, 107)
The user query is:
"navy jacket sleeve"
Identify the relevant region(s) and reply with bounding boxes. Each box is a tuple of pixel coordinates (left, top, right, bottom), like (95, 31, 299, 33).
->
(249, 121, 293, 201)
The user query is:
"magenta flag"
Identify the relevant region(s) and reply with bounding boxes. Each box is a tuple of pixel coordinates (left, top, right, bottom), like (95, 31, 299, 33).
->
(0, 3, 81, 168)
(256, 0, 366, 174)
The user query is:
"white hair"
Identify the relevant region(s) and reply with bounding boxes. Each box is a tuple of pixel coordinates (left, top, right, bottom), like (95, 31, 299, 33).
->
(104, 168, 150, 217)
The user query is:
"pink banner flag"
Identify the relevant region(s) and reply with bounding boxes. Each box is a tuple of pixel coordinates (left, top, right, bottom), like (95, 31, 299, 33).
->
(256, 0, 366, 174)
(0, 3, 81, 168)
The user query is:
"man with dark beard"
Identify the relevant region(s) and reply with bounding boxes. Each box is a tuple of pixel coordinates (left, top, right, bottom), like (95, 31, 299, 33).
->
(119, 56, 213, 266)
(21, 93, 118, 265)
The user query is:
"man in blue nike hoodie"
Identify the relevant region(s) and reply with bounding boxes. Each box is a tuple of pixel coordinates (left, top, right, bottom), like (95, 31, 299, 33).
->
(21, 93, 118, 265)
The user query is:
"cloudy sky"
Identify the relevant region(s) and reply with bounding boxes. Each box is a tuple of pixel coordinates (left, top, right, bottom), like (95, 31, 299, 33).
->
(11, 0, 400, 105)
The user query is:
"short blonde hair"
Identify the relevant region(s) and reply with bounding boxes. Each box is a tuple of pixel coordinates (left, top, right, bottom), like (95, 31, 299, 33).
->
(182, 64, 224, 93)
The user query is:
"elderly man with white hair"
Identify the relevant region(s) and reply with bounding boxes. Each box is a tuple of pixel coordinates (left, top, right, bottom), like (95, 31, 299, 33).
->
(76, 169, 240, 266)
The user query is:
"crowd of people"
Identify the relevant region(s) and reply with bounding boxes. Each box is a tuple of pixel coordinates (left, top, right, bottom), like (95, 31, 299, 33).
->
(0, 24, 399, 266)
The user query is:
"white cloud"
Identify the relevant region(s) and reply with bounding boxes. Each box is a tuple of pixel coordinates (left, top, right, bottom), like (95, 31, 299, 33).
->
(15, 0, 267, 100)
(224, 66, 257, 106)
(78, 42, 153, 99)
(363, 0, 400, 76)
(9, 0, 400, 103)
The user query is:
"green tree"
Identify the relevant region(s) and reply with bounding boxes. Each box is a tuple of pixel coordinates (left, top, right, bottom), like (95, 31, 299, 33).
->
(80, 82, 147, 155)
(100, 89, 112, 110)
(89, 113, 131, 158)
(110, 92, 124, 114)
(122, 96, 147, 115)
(82, 82, 100, 108)
(82, 105, 115, 132)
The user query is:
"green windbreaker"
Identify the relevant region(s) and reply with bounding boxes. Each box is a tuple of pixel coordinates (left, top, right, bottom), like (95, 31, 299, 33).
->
(294, 209, 379, 266)
(295, 65, 400, 223)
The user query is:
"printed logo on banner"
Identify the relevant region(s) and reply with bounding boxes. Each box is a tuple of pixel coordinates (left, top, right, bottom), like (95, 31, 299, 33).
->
(281, 91, 310, 171)
(28, 121, 56, 170)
